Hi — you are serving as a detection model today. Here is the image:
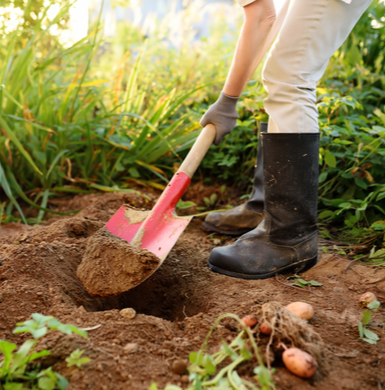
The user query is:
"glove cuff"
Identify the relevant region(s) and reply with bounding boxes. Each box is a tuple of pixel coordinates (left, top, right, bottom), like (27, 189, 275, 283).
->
(218, 91, 240, 108)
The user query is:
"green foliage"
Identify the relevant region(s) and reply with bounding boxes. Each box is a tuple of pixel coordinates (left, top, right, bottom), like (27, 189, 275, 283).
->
(0, 0, 219, 223)
(358, 300, 381, 345)
(65, 349, 91, 369)
(199, 1, 385, 246)
(0, 314, 90, 390)
(150, 313, 275, 390)
(1, 0, 385, 248)
(0, 0, 70, 42)
(286, 275, 323, 289)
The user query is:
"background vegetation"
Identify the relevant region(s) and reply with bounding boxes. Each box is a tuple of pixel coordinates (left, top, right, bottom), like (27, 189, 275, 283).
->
(0, 0, 385, 249)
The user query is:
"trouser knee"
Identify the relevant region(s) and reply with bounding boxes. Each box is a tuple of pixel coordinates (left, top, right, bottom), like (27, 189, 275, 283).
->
(261, 58, 319, 133)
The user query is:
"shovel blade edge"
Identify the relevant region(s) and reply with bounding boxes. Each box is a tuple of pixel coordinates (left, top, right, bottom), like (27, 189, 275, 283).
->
(105, 205, 192, 261)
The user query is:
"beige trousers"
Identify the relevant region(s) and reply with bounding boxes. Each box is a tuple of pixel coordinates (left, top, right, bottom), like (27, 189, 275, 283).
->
(262, 0, 372, 133)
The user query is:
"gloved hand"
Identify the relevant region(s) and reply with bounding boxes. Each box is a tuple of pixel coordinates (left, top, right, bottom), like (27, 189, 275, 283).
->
(200, 92, 240, 146)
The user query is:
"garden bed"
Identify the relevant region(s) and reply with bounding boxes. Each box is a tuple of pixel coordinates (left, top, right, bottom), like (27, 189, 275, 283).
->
(0, 190, 384, 389)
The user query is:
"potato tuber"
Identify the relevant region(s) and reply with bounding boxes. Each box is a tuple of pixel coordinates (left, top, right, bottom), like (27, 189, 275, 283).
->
(259, 322, 272, 335)
(282, 347, 317, 378)
(241, 315, 258, 327)
(286, 302, 314, 321)
(359, 292, 377, 307)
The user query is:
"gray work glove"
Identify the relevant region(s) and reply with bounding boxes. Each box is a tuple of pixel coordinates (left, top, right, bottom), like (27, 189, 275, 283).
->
(200, 92, 240, 146)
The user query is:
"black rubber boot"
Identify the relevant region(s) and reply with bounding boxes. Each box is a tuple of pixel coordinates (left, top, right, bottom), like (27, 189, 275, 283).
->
(203, 123, 267, 236)
(208, 133, 320, 280)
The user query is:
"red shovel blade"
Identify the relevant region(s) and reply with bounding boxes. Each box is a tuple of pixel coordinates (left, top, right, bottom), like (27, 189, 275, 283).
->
(105, 171, 193, 262)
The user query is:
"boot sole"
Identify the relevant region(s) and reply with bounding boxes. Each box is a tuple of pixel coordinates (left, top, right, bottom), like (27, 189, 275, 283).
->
(203, 222, 253, 237)
(208, 255, 318, 280)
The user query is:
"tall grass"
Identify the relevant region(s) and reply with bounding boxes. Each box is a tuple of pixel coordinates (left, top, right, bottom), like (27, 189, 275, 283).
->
(0, 0, 239, 223)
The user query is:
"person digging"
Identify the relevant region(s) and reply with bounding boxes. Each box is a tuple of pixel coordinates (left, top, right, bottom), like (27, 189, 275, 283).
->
(200, 0, 372, 280)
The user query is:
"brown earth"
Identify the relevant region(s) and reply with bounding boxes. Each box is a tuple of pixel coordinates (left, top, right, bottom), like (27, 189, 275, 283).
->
(0, 190, 385, 390)
(77, 227, 161, 297)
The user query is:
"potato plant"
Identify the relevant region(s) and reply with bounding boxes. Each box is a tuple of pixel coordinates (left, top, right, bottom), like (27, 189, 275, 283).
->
(0, 314, 90, 390)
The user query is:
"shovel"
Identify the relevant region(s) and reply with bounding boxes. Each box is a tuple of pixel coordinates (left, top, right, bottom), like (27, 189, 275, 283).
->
(105, 123, 216, 266)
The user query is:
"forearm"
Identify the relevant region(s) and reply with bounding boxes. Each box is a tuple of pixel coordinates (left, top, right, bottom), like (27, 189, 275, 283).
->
(223, 0, 290, 97)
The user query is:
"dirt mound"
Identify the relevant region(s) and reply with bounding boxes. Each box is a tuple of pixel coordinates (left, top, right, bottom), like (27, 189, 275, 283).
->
(77, 227, 161, 297)
(0, 191, 384, 390)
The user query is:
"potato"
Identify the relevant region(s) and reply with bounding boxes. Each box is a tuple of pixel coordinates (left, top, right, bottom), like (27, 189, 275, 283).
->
(241, 315, 258, 327)
(286, 302, 314, 320)
(359, 292, 377, 307)
(282, 347, 317, 378)
(259, 322, 272, 335)
(172, 360, 188, 375)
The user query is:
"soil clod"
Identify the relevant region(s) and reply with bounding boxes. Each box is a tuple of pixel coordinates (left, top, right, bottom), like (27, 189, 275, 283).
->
(77, 227, 161, 297)
(120, 308, 136, 320)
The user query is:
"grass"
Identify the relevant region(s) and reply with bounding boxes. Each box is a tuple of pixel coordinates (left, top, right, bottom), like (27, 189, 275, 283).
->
(0, 0, 239, 224)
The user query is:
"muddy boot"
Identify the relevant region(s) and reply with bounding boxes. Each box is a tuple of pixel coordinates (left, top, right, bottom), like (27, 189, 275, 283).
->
(208, 133, 320, 279)
(203, 123, 267, 236)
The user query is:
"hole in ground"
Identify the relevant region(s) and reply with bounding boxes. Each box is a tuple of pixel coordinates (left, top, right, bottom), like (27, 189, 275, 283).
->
(93, 240, 213, 322)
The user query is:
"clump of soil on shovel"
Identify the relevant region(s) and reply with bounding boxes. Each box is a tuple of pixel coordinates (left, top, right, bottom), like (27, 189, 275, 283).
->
(77, 227, 160, 297)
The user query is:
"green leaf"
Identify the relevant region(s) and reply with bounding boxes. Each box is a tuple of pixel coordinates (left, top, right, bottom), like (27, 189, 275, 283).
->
(319, 171, 328, 183)
(363, 338, 377, 345)
(65, 349, 91, 368)
(9, 339, 36, 374)
(177, 200, 196, 209)
(296, 278, 309, 285)
(38, 376, 57, 390)
(369, 248, 385, 259)
(55, 373, 69, 390)
(230, 371, 243, 386)
(148, 383, 159, 390)
(0, 340, 17, 372)
(239, 347, 252, 360)
(338, 202, 352, 209)
(0, 162, 27, 224)
(362, 310, 372, 326)
(202, 354, 216, 375)
(0, 115, 42, 175)
(367, 300, 380, 310)
(4, 384, 25, 390)
(354, 177, 368, 190)
(221, 343, 239, 361)
(358, 321, 364, 339)
(309, 280, 323, 287)
(376, 192, 385, 202)
(363, 328, 379, 341)
(128, 167, 140, 178)
(13, 325, 48, 340)
(189, 351, 199, 365)
(48, 321, 88, 339)
(318, 210, 333, 219)
(29, 350, 51, 362)
(324, 150, 337, 168)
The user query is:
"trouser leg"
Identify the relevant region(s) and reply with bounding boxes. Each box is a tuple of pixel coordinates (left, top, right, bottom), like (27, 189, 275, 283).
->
(262, 0, 372, 133)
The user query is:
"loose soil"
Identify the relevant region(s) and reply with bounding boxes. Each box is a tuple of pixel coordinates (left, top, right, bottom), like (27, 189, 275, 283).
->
(0, 189, 384, 390)
(77, 227, 160, 297)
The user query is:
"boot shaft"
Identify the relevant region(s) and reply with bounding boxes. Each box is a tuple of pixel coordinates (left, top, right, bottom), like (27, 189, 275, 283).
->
(262, 133, 320, 245)
(246, 122, 268, 212)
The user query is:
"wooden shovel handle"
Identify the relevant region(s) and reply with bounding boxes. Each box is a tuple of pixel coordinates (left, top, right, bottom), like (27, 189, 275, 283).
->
(179, 124, 216, 179)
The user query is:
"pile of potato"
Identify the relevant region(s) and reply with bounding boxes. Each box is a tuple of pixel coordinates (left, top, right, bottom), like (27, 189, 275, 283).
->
(242, 302, 317, 379)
